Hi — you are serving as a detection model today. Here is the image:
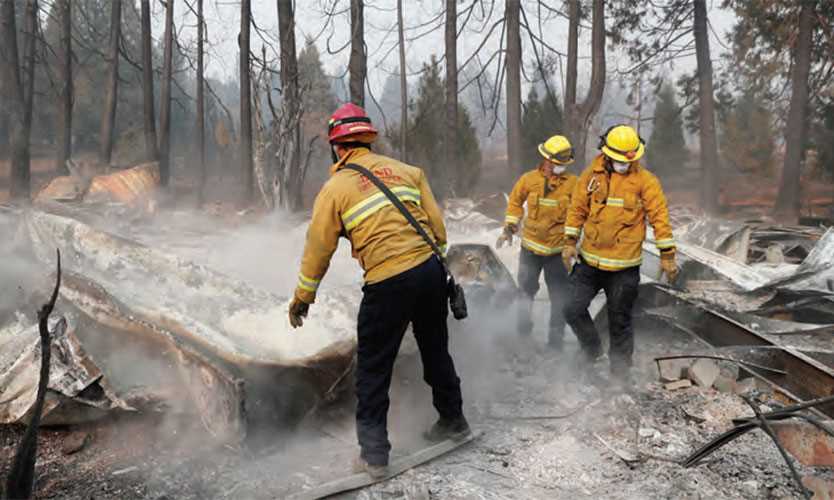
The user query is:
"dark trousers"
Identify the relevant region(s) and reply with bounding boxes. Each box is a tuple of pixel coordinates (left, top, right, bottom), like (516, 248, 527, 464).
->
(517, 248, 571, 342)
(563, 262, 640, 372)
(355, 256, 464, 465)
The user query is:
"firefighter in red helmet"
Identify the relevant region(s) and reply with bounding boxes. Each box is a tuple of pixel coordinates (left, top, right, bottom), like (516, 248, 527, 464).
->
(289, 103, 470, 478)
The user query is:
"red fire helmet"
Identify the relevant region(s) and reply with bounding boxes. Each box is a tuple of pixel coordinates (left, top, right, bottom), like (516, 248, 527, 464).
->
(327, 103, 378, 144)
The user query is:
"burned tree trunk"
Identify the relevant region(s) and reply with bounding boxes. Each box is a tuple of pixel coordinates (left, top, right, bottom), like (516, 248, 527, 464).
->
(158, 0, 174, 187)
(693, 0, 720, 215)
(505, 0, 522, 175)
(140, 0, 158, 162)
(1, 0, 30, 199)
(20, 0, 37, 192)
(775, 0, 815, 220)
(564, 0, 578, 134)
(99, 0, 121, 168)
(445, 0, 458, 190)
(0, 2, 29, 199)
(564, 0, 605, 168)
(195, 0, 205, 205)
(5, 250, 60, 500)
(239, 0, 254, 204)
(397, 0, 407, 161)
(349, 0, 365, 107)
(55, 0, 72, 175)
(277, 0, 302, 211)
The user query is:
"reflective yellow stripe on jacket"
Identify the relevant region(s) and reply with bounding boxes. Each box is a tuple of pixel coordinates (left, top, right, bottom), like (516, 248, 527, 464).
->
(579, 248, 643, 270)
(297, 273, 320, 293)
(522, 238, 563, 256)
(342, 186, 421, 231)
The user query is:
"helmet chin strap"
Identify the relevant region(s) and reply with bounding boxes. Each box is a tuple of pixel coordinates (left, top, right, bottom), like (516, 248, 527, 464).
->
(331, 145, 339, 163)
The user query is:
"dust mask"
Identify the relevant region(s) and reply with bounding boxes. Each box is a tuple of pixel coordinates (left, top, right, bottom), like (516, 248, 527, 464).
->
(612, 161, 630, 174)
(551, 165, 567, 175)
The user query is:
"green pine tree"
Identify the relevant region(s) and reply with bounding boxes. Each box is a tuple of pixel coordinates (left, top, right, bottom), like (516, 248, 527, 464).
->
(719, 89, 776, 175)
(298, 38, 337, 116)
(521, 85, 564, 169)
(391, 56, 482, 199)
(646, 84, 688, 176)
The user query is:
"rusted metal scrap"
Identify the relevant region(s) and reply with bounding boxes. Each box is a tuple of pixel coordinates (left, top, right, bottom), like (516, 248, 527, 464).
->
(0, 314, 130, 426)
(22, 210, 359, 443)
(84, 161, 160, 207)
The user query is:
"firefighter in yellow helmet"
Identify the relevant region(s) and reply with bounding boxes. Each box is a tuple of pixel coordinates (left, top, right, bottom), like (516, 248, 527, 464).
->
(561, 124, 678, 389)
(288, 103, 469, 479)
(497, 135, 577, 349)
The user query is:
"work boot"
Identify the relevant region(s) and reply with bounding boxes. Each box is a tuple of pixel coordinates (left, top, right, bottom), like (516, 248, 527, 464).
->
(352, 456, 388, 480)
(574, 352, 606, 387)
(423, 415, 471, 443)
(610, 361, 635, 393)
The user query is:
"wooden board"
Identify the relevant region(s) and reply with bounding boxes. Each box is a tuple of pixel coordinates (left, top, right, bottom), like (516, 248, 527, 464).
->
(287, 431, 482, 500)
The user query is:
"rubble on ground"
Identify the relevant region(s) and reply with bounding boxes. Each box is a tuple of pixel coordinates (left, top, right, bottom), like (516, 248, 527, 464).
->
(2, 199, 834, 498)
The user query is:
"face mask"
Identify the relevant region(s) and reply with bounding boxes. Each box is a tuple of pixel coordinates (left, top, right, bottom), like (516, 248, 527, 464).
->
(612, 161, 630, 174)
(551, 165, 567, 175)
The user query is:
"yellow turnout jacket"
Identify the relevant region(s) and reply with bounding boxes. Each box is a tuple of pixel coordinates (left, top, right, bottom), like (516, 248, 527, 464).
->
(294, 147, 446, 304)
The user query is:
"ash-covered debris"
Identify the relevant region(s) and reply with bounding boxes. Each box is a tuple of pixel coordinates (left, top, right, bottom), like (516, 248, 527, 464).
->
(2, 203, 834, 499)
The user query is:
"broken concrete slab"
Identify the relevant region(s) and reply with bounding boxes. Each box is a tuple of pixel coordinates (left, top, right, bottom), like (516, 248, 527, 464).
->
(734, 377, 758, 394)
(656, 359, 690, 382)
(664, 379, 692, 391)
(713, 375, 736, 394)
(687, 359, 720, 388)
(0, 314, 131, 425)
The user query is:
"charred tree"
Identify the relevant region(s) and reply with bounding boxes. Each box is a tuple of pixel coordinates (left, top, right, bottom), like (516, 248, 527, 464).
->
(158, 0, 174, 187)
(195, 0, 205, 205)
(55, 0, 72, 175)
(445, 0, 458, 188)
(5, 250, 61, 500)
(693, 0, 720, 214)
(19, 0, 37, 195)
(397, 0, 407, 161)
(0, 0, 30, 199)
(505, 0, 522, 175)
(239, 0, 253, 203)
(564, 0, 606, 168)
(775, 1, 815, 219)
(140, 0, 158, 162)
(277, 0, 302, 210)
(99, 0, 121, 168)
(349, 0, 365, 106)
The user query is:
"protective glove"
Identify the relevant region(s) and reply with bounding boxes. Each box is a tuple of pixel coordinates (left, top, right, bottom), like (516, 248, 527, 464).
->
(562, 243, 578, 273)
(495, 224, 517, 249)
(289, 297, 310, 329)
(660, 252, 679, 283)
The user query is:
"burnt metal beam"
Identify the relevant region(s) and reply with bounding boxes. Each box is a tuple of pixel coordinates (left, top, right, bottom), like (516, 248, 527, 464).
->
(639, 284, 834, 418)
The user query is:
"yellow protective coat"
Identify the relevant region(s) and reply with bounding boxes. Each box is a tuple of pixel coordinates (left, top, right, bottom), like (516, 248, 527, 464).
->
(564, 155, 675, 271)
(505, 167, 577, 256)
(294, 148, 446, 304)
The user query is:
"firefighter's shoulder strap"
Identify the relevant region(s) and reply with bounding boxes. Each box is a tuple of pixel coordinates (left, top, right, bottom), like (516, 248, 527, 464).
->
(343, 163, 445, 261)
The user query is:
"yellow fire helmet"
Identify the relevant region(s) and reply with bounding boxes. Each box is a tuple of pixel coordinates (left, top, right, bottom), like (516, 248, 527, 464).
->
(537, 135, 574, 165)
(600, 124, 645, 162)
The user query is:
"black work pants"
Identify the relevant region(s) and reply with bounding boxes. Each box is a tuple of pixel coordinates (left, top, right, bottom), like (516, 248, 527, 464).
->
(355, 255, 464, 466)
(563, 262, 640, 372)
(517, 248, 571, 341)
